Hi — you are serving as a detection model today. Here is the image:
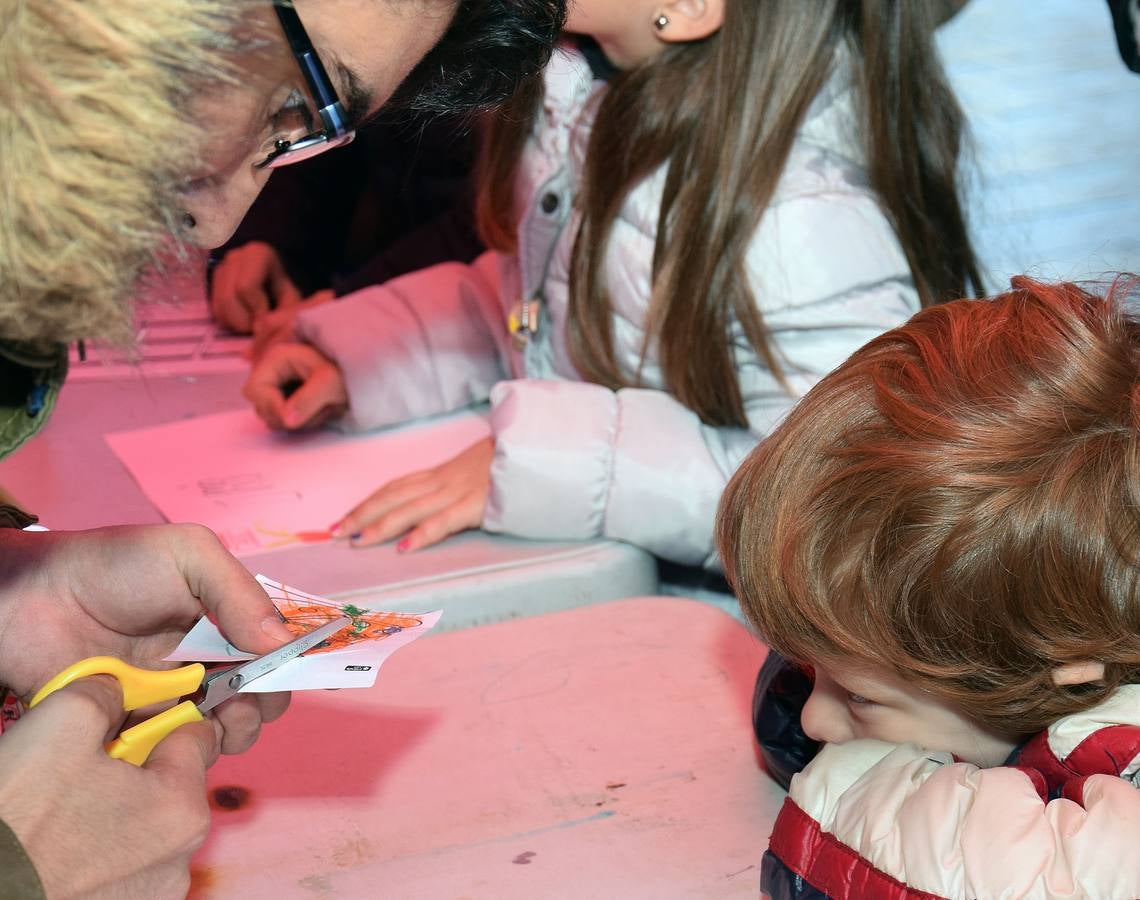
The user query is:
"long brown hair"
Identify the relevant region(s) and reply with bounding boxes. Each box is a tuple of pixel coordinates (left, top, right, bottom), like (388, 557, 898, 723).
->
(717, 276, 1140, 736)
(477, 0, 983, 427)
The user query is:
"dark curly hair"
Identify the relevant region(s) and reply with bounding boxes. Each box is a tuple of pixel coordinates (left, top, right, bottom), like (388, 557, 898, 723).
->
(392, 0, 566, 112)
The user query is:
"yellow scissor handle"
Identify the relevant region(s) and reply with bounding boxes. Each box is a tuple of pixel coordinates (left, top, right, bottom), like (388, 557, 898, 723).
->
(29, 657, 206, 710)
(29, 657, 210, 767)
(106, 700, 205, 766)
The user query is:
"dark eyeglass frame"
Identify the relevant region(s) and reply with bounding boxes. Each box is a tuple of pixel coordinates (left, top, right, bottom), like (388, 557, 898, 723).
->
(256, 1, 356, 169)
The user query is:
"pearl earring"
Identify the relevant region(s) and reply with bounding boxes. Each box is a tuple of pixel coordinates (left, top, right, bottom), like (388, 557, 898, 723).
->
(654, 13, 669, 30)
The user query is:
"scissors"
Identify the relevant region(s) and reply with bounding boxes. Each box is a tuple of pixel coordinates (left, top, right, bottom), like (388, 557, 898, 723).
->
(28, 615, 353, 766)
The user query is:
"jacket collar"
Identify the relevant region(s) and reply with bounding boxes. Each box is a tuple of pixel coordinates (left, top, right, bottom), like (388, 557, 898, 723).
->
(1012, 684, 1140, 791)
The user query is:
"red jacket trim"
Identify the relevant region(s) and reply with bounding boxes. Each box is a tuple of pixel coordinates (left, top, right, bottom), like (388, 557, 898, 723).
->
(1019, 725, 1140, 797)
(1007, 764, 1049, 801)
(767, 798, 948, 900)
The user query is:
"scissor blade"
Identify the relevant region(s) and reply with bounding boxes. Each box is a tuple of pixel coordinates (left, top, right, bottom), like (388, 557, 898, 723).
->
(198, 615, 353, 712)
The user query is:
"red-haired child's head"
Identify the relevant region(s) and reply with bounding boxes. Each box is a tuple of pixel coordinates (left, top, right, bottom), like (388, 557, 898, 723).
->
(718, 276, 1140, 739)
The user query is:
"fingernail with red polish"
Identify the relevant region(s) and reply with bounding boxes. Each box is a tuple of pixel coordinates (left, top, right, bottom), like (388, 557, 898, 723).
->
(397, 538, 411, 553)
(329, 521, 344, 539)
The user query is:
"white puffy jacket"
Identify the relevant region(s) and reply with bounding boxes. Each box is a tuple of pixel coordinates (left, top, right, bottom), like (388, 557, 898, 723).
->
(296, 42, 918, 568)
(763, 684, 1140, 899)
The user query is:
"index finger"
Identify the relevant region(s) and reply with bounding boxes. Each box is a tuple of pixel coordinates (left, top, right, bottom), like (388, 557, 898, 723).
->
(145, 717, 221, 773)
(167, 525, 293, 656)
(33, 674, 128, 749)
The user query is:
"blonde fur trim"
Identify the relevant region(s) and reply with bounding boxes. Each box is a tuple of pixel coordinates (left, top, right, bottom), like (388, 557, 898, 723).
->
(0, 0, 245, 345)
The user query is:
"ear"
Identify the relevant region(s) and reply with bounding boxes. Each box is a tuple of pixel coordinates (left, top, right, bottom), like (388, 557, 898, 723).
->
(655, 0, 725, 44)
(1051, 661, 1106, 686)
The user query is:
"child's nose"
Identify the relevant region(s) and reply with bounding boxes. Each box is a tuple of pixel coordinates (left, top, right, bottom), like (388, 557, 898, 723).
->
(800, 688, 855, 745)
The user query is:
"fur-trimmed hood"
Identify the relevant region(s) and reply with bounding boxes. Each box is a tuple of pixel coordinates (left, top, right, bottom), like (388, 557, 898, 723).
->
(0, 0, 242, 346)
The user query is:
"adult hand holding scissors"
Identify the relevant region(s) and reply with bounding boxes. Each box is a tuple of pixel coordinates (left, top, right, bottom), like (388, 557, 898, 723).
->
(0, 523, 294, 753)
(31, 616, 351, 766)
(0, 522, 318, 897)
(0, 675, 219, 899)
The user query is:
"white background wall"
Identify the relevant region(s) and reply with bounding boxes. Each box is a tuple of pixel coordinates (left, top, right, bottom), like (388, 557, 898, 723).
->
(938, 0, 1140, 289)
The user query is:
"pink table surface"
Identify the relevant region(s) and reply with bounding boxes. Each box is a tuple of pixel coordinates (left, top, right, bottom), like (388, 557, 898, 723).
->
(191, 597, 783, 899)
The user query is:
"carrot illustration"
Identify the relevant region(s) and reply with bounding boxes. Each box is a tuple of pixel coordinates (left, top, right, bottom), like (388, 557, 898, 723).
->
(268, 587, 423, 655)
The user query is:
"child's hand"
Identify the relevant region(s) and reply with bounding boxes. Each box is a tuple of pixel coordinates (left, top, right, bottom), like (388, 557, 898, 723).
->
(332, 437, 495, 552)
(243, 342, 348, 431)
(248, 289, 336, 361)
(210, 241, 304, 334)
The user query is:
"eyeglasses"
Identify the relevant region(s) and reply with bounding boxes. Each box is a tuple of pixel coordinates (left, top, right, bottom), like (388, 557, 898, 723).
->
(255, 1, 356, 169)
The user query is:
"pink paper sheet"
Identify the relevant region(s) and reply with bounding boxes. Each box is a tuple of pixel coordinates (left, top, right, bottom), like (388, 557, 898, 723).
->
(105, 408, 490, 557)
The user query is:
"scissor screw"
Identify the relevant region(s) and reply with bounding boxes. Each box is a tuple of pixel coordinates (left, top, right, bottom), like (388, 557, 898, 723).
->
(228, 673, 245, 691)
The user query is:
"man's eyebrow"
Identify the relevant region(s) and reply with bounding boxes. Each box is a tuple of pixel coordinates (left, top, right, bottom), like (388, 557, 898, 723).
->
(333, 59, 374, 128)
